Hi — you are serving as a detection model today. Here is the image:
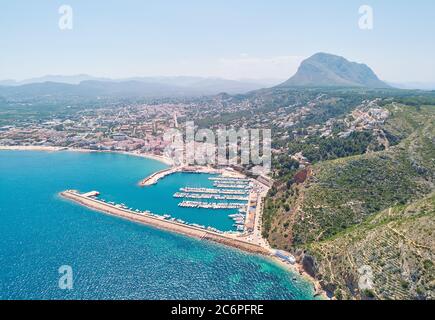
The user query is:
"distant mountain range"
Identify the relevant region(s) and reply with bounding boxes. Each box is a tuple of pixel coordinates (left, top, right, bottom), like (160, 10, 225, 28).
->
(279, 53, 390, 88)
(0, 75, 280, 99)
(2, 53, 434, 101)
(387, 81, 435, 91)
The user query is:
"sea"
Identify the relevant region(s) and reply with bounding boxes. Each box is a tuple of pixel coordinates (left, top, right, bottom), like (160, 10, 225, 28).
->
(0, 150, 316, 300)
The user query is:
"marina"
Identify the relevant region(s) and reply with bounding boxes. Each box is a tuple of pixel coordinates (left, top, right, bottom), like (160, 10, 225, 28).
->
(173, 175, 254, 233)
(213, 183, 251, 189)
(60, 189, 270, 255)
(178, 201, 247, 210)
(62, 170, 266, 242)
(173, 192, 249, 201)
(209, 177, 251, 183)
(180, 187, 248, 195)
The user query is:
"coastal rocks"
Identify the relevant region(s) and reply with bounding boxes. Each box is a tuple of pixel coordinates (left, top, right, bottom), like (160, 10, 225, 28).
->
(297, 252, 317, 278)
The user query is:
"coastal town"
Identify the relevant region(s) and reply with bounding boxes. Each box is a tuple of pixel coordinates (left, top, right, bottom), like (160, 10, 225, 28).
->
(0, 91, 396, 300)
(0, 95, 308, 272)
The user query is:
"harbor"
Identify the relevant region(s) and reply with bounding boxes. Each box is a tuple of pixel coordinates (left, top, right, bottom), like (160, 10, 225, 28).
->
(58, 166, 319, 297)
(173, 175, 255, 232)
(61, 173, 271, 252)
(60, 189, 270, 255)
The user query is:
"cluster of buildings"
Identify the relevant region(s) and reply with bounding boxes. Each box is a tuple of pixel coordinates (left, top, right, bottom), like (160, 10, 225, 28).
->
(0, 103, 188, 155)
(297, 99, 390, 139)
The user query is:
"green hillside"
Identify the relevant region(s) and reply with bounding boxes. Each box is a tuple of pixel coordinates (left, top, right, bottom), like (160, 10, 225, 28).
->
(263, 103, 434, 299)
(308, 193, 434, 300)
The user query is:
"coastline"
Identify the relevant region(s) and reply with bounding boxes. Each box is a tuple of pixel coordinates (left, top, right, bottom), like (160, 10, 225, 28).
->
(0, 145, 174, 166)
(1, 144, 327, 299)
(269, 257, 328, 300)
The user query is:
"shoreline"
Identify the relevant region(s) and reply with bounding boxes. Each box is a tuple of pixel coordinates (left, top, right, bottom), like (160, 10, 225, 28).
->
(0, 145, 174, 166)
(1, 144, 327, 299)
(270, 257, 328, 300)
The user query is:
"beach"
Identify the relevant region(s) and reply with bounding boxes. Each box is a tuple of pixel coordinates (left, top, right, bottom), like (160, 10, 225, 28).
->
(0, 145, 174, 166)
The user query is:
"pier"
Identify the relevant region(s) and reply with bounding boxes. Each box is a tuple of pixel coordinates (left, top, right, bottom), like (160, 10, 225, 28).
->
(60, 190, 270, 255)
(139, 167, 181, 186)
(178, 201, 247, 210)
(180, 187, 248, 195)
(209, 177, 251, 183)
(139, 166, 222, 187)
(173, 192, 249, 201)
(213, 183, 251, 189)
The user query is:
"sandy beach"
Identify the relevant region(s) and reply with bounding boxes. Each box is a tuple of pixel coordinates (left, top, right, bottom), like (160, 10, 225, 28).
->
(0, 145, 174, 166)
(270, 256, 328, 299)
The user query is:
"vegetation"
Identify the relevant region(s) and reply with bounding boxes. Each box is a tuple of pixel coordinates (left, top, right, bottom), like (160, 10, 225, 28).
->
(286, 131, 384, 163)
(307, 193, 434, 300)
(264, 103, 434, 299)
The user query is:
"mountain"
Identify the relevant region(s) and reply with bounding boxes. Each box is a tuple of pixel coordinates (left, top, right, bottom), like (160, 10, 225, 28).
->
(2, 74, 111, 86)
(279, 53, 390, 88)
(388, 81, 435, 91)
(0, 81, 190, 99)
(0, 80, 17, 86)
(0, 76, 270, 99)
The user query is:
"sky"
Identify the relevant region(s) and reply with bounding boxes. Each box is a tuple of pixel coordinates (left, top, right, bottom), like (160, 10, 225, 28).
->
(1, 0, 434, 83)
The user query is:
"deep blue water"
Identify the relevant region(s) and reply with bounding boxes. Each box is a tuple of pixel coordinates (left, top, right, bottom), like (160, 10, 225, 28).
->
(0, 151, 315, 300)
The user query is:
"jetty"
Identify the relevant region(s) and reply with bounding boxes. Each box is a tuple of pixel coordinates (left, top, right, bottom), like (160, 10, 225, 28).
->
(60, 190, 269, 255)
(213, 183, 251, 189)
(139, 166, 222, 187)
(180, 187, 248, 195)
(139, 167, 181, 186)
(178, 201, 247, 210)
(173, 192, 249, 201)
(209, 177, 251, 183)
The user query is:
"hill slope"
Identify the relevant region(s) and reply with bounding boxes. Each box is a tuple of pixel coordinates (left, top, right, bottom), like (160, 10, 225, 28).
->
(280, 53, 390, 88)
(263, 103, 434, 299)
(308, 193, 434, 300)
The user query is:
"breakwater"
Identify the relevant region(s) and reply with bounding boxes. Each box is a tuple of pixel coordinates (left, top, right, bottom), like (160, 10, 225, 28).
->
(60, 190, 269, 255)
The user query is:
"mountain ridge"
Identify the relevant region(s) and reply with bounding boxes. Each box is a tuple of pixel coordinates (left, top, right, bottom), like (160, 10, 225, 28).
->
(279, 53, 390, 89)
(0, 77, 275, 99)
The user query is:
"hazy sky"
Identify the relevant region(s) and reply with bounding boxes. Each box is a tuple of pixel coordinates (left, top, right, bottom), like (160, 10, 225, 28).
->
(1, 0, 434, 82)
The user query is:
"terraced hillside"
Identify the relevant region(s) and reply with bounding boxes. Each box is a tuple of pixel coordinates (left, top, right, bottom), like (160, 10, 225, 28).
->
(308, 193, 434, 300)
(264, 103, 434, 299)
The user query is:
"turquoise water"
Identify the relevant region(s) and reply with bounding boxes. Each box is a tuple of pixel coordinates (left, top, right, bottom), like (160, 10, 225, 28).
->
(97, 169, 244, 232)
(0, 151, 316, 300)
